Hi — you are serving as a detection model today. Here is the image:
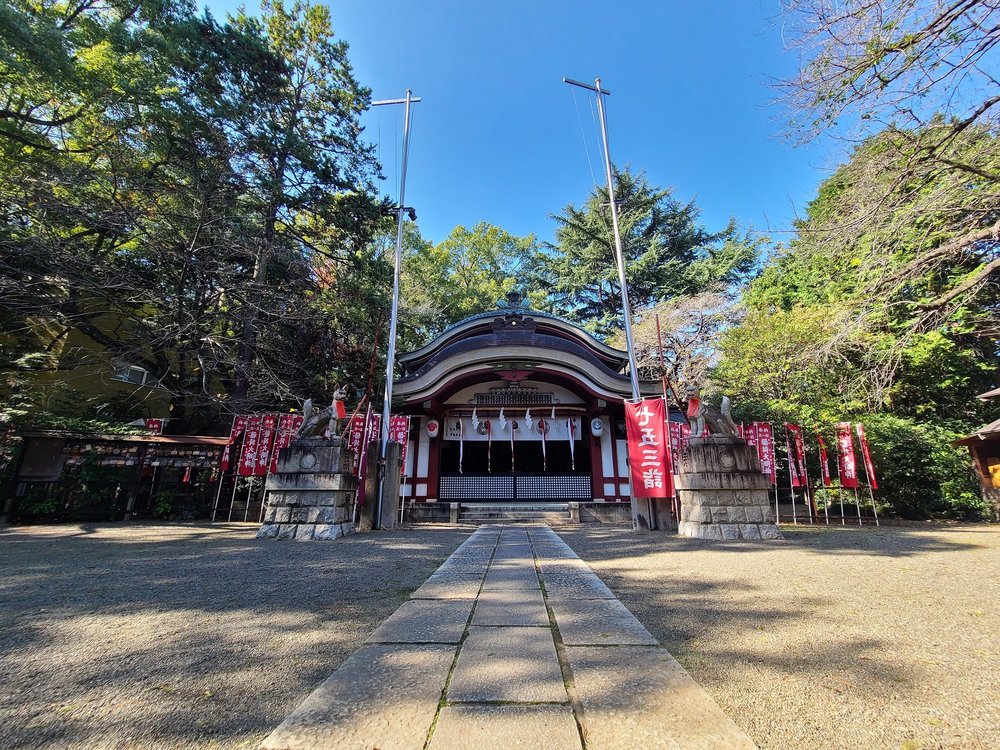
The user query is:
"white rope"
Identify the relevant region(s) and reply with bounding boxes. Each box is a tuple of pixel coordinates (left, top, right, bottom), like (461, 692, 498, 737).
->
(571, 87, 599, 189)
(377, 107, 383, 194)
(394, 106, 400, 200)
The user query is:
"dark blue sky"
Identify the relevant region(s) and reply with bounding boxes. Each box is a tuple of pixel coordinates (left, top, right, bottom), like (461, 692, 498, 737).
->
(206, 1, 842, 246)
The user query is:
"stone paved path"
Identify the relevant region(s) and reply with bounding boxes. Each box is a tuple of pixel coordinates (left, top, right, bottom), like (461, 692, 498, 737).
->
(260, 525, 757, 750)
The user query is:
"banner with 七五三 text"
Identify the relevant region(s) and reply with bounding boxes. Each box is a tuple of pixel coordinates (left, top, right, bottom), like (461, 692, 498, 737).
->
(624, 398, 674, 499)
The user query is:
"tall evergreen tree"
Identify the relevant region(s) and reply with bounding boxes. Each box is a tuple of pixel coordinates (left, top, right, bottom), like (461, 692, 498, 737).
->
(537, 168, 757, 336)
(0, 0, 384, 432)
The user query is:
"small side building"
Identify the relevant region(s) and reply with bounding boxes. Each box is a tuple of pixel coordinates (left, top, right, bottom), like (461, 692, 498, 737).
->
(954, 387, 1000, 521)
(3, 431, 228, 523)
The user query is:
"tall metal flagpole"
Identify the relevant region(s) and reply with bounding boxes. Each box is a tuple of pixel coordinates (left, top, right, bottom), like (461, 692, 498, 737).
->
(564, 78, 641, 397)
(564, 77, 650, 531)
(374, 90, 420, 530)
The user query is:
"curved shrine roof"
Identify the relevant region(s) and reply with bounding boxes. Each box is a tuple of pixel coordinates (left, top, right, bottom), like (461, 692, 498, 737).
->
(399, 304, 629, 372)
(395, 303, 658, 404)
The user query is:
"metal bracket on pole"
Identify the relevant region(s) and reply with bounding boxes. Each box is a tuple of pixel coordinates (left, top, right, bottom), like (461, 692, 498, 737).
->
(372, 90, 420, 531)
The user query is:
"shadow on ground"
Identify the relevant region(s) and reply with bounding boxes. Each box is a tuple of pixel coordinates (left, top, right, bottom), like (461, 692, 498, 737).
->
(0, 522, 471, 750)
(556, 523, 999, 750)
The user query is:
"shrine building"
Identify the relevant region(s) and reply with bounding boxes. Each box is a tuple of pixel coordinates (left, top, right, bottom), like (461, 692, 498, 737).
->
(395, 294, 666, 518)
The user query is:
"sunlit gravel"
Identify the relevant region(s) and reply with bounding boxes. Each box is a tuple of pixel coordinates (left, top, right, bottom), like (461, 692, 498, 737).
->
(0, 522, 471, 749)
(559, 523, 1000, 750)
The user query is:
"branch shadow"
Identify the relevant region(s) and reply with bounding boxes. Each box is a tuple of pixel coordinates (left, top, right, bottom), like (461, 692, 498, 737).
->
(554, 524, 997, 750)
(0, 522, 472, 749)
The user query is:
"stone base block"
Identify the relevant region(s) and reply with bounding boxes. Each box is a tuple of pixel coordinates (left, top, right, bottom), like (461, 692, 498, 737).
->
(257, 439, 357, 541)
(676, 438, 783, 542)
(275, 437, 352, 475)
(257, 522, 355, 541)
(677, 520, 781, 540)
(263, 504, 351, 525)
(265, 487, 355, 508)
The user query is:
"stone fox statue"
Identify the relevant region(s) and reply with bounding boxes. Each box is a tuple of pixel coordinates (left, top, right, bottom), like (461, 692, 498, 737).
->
(297, 385, 353, 441)
(685, 385, 740, 439)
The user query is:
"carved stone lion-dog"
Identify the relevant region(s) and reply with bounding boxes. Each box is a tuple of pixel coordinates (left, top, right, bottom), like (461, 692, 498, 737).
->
(296, 385, 354, 441)
(685, 384, 740, 439)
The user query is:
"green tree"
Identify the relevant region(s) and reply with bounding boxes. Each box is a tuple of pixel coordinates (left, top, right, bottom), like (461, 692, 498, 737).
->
(538, 168, 757, 335)
(0, 0, 384, 432)
(713, 128, 997, 518)
(228, 0, 379, 404)
(737, 128, 998, 420)
(399, 222, 539, 346)
(780, 0, 1000, 339)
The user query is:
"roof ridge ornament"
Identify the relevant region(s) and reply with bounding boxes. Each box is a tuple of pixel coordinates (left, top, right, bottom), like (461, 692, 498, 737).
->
(500, 291, 525, 310)
(491, 312, 536, 333)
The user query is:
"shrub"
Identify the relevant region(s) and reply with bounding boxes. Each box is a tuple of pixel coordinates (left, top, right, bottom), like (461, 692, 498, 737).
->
(848, 414, 985, 520)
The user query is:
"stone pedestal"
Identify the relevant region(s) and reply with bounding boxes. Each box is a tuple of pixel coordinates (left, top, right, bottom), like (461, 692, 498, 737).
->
(256, 437, 358, 541)
(675, 437, 781, 541)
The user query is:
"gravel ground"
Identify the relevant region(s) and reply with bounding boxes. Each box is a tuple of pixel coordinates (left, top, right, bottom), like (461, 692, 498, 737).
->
(558, 523, 1000, 750)
(1, 522, 996, 750)
(0, 522, 471, 750)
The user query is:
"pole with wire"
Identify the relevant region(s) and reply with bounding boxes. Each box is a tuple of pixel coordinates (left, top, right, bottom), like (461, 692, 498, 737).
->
(655, 314, 680, 525)
(563, 76, 651, 531)
(785, 429, 798, 524)
(800, 437, 815, 525)
(373, 90, 420, 531)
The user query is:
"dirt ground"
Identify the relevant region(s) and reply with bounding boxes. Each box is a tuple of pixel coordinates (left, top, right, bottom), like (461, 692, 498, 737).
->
(559, 523, 1000, 750)
(0, 521, 996, 750)
(0, 523, 471, 749)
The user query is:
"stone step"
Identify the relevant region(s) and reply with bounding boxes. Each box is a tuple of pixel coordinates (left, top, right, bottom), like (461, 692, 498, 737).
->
(460, 512, 570, 520)
(462, 503, 569, 512)
(459, 513, 573, 526)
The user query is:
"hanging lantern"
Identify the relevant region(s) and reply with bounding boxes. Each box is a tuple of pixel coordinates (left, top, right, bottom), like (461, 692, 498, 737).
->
(590, 418, 604, 437)
(426, 418, 440, 438)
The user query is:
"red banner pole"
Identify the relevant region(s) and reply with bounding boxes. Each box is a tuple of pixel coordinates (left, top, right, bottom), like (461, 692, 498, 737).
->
(212, 415, 236, 522)
(211, 468, 226, 523)
(244, 476, 253, 522)
(866, 483, 880, 526)
(834, 442, 846, 526)
(785, 429, 797, 525)
(856, 423, 880, 527)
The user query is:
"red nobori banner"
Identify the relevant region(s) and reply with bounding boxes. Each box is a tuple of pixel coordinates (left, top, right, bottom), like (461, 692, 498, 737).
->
(624, 398, 674, 499)
(667, 421, 690, 476)
(816, 433, 833, 487)
(389, 415, 410, 476)
(786, 432, 802, 487)
(238, 416, 263, 476)
(836, 422, 859, 489)
(347, 414, 365, 471)
(743, 422, 759, 449)
(348, 412, 382, 475)
(668, 421, 683, 475)
(856, 423, 878, 490)
(221, 415, 249, 473)
(254, 414, 279, 476)
(786, 424, 807, 487)
(755, 422, 777, 483)
(270, 413, 304, 473)
(353, 409, 381, 507)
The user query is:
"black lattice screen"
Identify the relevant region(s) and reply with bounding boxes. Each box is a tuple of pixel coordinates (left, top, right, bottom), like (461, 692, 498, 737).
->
(438, 474, 591, 501)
